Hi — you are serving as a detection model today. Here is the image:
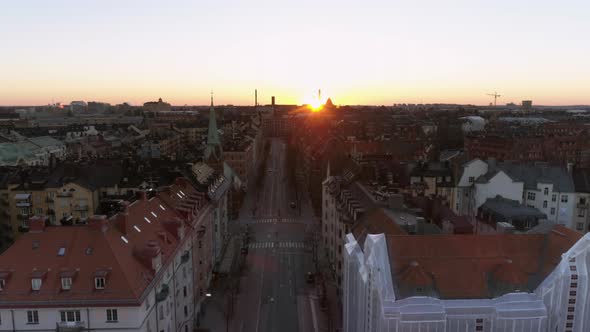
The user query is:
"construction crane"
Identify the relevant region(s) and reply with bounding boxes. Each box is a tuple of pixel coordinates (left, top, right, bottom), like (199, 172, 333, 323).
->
(487, 92, 501, 107)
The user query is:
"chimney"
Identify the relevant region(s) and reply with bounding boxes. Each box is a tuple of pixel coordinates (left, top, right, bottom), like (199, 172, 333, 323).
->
(116, 202, 130, 235)
(29, 216, 46, 233)
(271, 96, 275, 107)
(137, 190, 148, 201)
(88, 215, 109, 233)
(487, 157, 496, 171)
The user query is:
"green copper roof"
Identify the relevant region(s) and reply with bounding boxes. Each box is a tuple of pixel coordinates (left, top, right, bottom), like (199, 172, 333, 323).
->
(205, 95, 222, 160)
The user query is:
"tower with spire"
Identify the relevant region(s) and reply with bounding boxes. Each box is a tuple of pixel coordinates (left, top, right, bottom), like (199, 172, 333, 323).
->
(204, 93, 223, 166)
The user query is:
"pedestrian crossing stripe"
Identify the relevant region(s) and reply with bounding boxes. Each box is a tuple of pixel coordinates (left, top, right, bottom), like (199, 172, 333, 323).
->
(248, 241, 307, 249)
(252, 218, 296, 224)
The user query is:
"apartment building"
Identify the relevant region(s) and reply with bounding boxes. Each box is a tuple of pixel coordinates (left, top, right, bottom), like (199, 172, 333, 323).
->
(0, 193, 194, 332)
(343, 225, 587, 331)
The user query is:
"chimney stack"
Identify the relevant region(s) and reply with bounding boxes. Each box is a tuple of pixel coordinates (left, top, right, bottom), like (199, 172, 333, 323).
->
(116, 201, 130, 235)
(271, 96, 275, 106)
(29, 216, 46, 233)
(137, 190, 148, 201)
(88, 215, 109, 233)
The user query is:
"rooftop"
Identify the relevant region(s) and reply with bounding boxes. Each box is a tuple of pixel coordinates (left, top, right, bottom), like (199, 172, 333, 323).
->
(386, 225, 581, 300)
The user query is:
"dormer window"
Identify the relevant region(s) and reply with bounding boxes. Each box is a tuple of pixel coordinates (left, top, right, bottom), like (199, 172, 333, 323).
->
(31, 278, 42, 290)
(61, 277, 72, 290)
(95, 277, 106, 289)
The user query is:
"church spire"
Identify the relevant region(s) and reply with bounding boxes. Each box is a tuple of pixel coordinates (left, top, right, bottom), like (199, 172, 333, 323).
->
(205, 92, 222, 161)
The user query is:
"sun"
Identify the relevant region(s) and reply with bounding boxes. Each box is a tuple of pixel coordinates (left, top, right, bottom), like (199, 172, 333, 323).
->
(309, 100, 324, 112)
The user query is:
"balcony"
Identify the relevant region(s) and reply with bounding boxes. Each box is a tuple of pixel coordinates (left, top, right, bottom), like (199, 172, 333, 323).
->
(156, 284, 169, 302)
(56, 321, 85, 332)
(15, 201, 31, 207)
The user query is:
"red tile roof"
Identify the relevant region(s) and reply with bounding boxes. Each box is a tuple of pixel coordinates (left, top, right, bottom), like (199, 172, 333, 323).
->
(386, 225, 581, 299)
(0, 192, 189, 307)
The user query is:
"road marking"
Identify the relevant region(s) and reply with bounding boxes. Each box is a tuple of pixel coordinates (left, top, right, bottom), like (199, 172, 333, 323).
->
(249, 241, 306, 249)
(309, 296, 319, 332)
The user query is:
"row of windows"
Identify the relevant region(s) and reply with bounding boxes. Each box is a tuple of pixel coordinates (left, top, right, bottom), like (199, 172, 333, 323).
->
(17, 309, 118, 325)
(28, 277, 106, 292)
(527, 192, 568, 203)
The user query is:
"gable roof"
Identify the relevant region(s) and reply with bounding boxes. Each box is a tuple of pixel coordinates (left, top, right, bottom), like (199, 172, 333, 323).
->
(0, 193, 186, 307)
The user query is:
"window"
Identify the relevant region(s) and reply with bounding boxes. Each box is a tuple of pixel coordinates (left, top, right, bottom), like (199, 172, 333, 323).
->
(476, 327, 483, 331)
(106, 309, 118, 322)
(61, 277, 72, 290)
(566, 323, 573, 328)
(60, 310, 81, 322)
(95, 277, 106, 289)
(468, 176, 475, 183)
(551, 208, 556, 215)
(31, 278, 42, 290)
(159, 305, 164, 319)
(572, 274, 578, 280)
(543, 201, 547, 208)
(527, 192, 536, 200)
(570, 291, 577, 296)
(27, 310, 39, 324)
(552, 194, 557, 202)
(36, 208, 43, 215)
(571, 282, 578, 288)
(580, 197, 587, 205)
(183, 286, 187, 297)
(544, 188, 549, 195)
(567, 315, 574, 320)
(184, 306, 188, 317)
(577, 223, 584, 231)
(562, 195, 569, 203)
(568, 306, 575, 312)
(0, 279, 5, 290)
(578, 209, 585, 217)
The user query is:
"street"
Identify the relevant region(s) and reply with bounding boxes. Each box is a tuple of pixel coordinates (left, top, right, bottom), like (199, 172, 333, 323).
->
(201, 138, 320, 332)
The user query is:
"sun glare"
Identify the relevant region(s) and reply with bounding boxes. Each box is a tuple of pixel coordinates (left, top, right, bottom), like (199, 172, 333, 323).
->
(309, 100, 324, 112)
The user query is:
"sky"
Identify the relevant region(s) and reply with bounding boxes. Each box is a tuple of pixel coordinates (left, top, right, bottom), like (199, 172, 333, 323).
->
(1, 0, 589, 106)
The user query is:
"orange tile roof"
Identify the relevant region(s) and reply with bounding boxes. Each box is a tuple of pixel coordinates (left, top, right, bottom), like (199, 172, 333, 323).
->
(386, 227, 582, 299)
(0, 189, 192, 307)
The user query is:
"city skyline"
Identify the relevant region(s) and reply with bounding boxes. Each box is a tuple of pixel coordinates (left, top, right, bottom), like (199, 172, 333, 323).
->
(2, 0, 589, 106)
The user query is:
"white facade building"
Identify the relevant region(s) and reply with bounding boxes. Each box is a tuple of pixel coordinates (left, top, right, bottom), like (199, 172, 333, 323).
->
(343, 225, 587, 332)
(453, 159, 577, 230)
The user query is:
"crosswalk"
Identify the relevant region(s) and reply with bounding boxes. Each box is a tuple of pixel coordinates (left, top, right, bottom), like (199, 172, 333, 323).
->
(248, 241, 307, 249)
(250, 217, 297, 224)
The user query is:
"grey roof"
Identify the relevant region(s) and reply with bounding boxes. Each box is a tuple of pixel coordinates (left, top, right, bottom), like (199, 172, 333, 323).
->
(477, 160, 575, 193)
(481, 196, 546, 219)
(496, 162, 574, 192)
(573, 168, 590, 193)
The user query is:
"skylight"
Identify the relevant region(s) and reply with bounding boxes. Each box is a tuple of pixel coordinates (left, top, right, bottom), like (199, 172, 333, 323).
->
(151, 211, 158, 218)
(176, 193, 183, 199)
(179, 190, 186, 196)
(159, 204, 166, 210)
(121, 236, 129, 244)
(133, 225, 141, 232)
(144, 217, 151, 224)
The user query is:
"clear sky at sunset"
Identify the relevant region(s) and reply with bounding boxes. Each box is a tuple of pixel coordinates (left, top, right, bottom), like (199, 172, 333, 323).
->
(1, 0, 589, 106)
